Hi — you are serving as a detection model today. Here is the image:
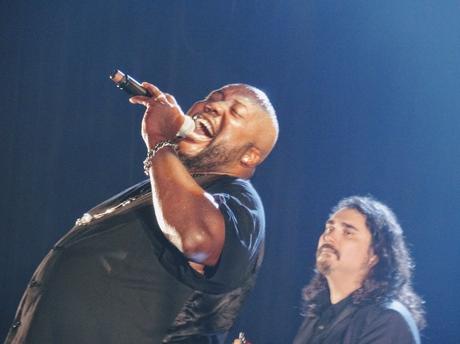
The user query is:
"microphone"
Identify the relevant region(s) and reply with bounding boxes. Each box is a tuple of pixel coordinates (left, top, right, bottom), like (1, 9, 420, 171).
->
(110, 69, 195, 138)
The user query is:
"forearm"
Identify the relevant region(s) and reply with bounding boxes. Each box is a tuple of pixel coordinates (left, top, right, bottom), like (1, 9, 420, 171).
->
(129, 82, 226, 265)
(148, 147, 225, 265)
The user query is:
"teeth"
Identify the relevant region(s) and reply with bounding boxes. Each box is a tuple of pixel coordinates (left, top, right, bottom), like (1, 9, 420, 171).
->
(197, 118, 213, 137)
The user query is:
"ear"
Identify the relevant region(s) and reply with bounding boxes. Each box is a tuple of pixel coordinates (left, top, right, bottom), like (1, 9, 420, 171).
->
(240, 146, 261, 168)
(368, 254, 379, 268)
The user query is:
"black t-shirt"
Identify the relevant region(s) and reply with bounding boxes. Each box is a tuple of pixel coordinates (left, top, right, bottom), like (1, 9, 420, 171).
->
(6, 177, 265, 344)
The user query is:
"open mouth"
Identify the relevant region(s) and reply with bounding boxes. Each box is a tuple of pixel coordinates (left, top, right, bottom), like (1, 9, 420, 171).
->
(197, 118, 214, 138)
(190, 114, 215, 141)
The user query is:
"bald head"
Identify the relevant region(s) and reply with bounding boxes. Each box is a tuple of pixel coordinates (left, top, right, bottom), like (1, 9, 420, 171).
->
(224, 84, 279, 164)
(179, 83, 278, 178)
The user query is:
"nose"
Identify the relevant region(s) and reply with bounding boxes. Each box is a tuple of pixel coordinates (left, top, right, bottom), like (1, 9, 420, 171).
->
(204, 101, 225, 117)
(322, 228, 337, 244)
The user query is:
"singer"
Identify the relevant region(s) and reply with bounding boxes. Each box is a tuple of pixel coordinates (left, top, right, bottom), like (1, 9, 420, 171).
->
(5, 81, 279, 343)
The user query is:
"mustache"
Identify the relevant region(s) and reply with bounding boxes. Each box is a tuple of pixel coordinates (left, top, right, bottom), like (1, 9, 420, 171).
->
(317, 243, 340, 259)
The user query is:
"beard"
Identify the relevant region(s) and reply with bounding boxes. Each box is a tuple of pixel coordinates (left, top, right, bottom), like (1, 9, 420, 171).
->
(316, 259, 332, 276)
(178, 141, 250, 173)
(316, 244, 340, 276)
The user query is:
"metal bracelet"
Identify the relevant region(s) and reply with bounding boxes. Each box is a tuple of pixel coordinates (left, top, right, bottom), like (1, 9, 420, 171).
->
(143, 140, 178, 175)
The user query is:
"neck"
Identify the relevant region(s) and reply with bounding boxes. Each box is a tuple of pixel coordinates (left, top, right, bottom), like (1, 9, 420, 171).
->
(326, 273, 363, 304)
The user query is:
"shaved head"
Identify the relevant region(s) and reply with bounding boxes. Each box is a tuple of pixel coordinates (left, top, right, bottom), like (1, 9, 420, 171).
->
(179, 83, 278, 178)
(226, 84, 279, 164)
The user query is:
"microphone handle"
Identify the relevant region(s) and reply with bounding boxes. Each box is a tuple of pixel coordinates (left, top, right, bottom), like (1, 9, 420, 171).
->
(110, 70, 149, 97)
(109, 69, 195, 138)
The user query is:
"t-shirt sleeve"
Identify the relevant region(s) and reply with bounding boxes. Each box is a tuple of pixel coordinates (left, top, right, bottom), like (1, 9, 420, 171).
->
(204, 185, 264, 290)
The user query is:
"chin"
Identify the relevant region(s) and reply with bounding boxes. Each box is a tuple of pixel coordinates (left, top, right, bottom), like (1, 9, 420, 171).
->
(316, 260, 333, 276)
(178, 140, 208, 157)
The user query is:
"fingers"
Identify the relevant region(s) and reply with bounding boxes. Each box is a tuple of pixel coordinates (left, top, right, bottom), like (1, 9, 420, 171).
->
(129, 82, 166, 106)
(127, 83, 181, 114)
(129, 95, 150, 106)
(141, 82, 162, 97)
(164, 93, 178, 106)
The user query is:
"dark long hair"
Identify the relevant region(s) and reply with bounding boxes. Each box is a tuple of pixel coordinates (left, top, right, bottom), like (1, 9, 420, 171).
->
(302, 196, 426, 329)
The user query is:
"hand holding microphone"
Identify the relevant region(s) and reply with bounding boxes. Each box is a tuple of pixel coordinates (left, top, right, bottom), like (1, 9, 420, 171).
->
(110, 70, 195, 139)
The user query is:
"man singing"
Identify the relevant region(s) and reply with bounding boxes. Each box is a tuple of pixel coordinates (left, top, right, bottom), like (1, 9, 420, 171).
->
(5, 82, 278, 343)
(294, 196, 425, 344)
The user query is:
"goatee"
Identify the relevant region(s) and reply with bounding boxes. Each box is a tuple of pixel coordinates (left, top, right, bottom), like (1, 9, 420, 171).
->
(179, 142, 250, 173)
(316, 260, 332, 276)
(315, 244, 340, 276)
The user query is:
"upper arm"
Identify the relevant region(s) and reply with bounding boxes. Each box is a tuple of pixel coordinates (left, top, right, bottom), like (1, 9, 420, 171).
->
(180, 190, 226, 266)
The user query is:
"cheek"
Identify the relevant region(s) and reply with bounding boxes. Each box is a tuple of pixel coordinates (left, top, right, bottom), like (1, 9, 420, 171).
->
(340, 244, 363, 260)
(223, 118, 252, 140)
(347, 245, 372, 264)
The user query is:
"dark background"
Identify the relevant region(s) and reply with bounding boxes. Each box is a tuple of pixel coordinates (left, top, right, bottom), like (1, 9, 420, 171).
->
(1, 1, 459, 342)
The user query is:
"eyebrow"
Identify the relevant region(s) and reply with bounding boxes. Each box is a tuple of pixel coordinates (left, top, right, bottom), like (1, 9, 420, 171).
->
(210, 90, 251, 116)
(342, 222, 359, 232)
(326, 220, 359, 232)
(233, 98, 248, 109)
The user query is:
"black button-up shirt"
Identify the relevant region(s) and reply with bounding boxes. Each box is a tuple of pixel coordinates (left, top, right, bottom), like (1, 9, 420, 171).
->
(293, 294, 420, 344)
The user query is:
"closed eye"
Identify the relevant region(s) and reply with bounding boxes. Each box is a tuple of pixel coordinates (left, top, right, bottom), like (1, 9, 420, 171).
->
(324, 226, 334, 234)
(342, 223, 358, 237)
(231, 108, 244, 118)
(344, 229, 353, 236)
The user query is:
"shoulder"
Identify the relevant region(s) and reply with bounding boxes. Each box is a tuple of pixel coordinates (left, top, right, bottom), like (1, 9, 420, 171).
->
(384, 301, 420, 342)
(198, 178, 265, 290)
(205, 177, 265, 258)
(352, 301, 420, 344)
(207, 177, 264, 212)
(207, 177, 259, 199)
(365, 301, 417, 329)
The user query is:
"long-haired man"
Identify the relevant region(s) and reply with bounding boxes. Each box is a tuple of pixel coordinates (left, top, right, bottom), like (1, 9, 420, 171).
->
(294, 196, 425, 344)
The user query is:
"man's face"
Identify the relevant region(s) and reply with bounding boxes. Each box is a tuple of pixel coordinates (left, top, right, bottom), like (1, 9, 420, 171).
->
(177, 85, 264, 172)
(316, 208, 378, 280)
